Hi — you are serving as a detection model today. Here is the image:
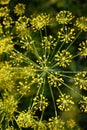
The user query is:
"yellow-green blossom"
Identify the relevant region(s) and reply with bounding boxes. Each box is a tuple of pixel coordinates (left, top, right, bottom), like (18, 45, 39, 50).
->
(32, 94, 48, 111)
(48, 116, 65, 130)
(55, 50, 72, 67)
(78, 40, 87, 57)
(56, 94, 74, 111)
(0, 95, 18, 121)
(30, 13, 50, 31)
(75, 17, 87, 32)
(15, 16, 30, 38)
(74, 72, 87, 90)
(66, 119, 76, 129)
(3, 16, 13, 28)
(16, 109, 36, 128)
(0, 6, 9, 17)
(0, 36, 13, 54)
(58, 26, 75, 43)
(48, 72, 64, 87)
(14, 3, 26, 16)
(41, 35, 57, 49)
(56, 10, 74, 24)
(79, 96, 87, 112)
(0, 62, 15, 92)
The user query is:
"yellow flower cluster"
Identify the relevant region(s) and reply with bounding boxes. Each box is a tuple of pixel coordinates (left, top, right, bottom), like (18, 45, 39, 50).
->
(0, 6, 9, 17)
(3, 16, 13, 29)
(14, 3, 26, 16)
(17, 81, 30, 95)
(48, 72, 64, 87)
(41, 35, 57, 49)
(75, 17, 87, 32)
(0, 95, 18, 121)
(58, 26, 75, 43)
(16, 109, 35, 128)
(30, 13, 50, 31)
(66, 119, 76, 129)
(79, 96, 87, 112)
(31, 74, 44, 86)
(48, 116, 65, 130)
(56, 10, 74, 24)
(0, 62, 14, 91)
(0, 36, 13, 54)
(56, 94, 74, 111)
(15, 16, 30, 38)
(32, 94, 48, 111)
(74, 72, 87, 90)
(55, 50, 72, 67)
(79, 40, 87, 57)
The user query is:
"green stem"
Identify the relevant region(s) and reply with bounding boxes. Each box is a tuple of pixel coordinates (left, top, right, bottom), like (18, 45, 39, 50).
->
(13, 49, 41, 69)
(58, 41, 65, 51)
(49, 38, 59, 61)
(32, 42, 43, 66)
(45, 26, 47, 37)
(49, 85, 57, 117)
(59, 78, 82, 97)
(40, 30, 43, 42)
(40, 109, 44, 121)
(13, 116, 22, 130)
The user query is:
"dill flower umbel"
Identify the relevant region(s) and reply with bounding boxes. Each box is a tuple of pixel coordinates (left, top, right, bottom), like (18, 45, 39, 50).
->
(56, 94, 74, 111)
(75, 16, 87, 32)
(78, 40, 87, 57)
(66, 119, 76, 129)
(41, 35, 57, 49)
(0, 95, 18, 122)
(58, 26, 75, 43)
(14, 3, 26, 16)
(48, 116, 65, 130)
(16, 109, 36, 128)
(0, 36, 13, 54)
(30, 13, 50, 31)
(79, 96, 87, 112)
(56, 10, 74, 24)
(55, 50, 72, 67)
(48, 72, 64, 87)
(3, 16, 13, 28)
(0, 62, 15, 91)
(0, 6, 9, 17)
(15, 16, 30, 38)
(32, 94, 48, 111)
(74, 72, 87, 90)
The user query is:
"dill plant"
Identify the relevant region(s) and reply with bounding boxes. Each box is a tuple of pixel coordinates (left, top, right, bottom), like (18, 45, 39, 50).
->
(0, 1, 87, 130)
